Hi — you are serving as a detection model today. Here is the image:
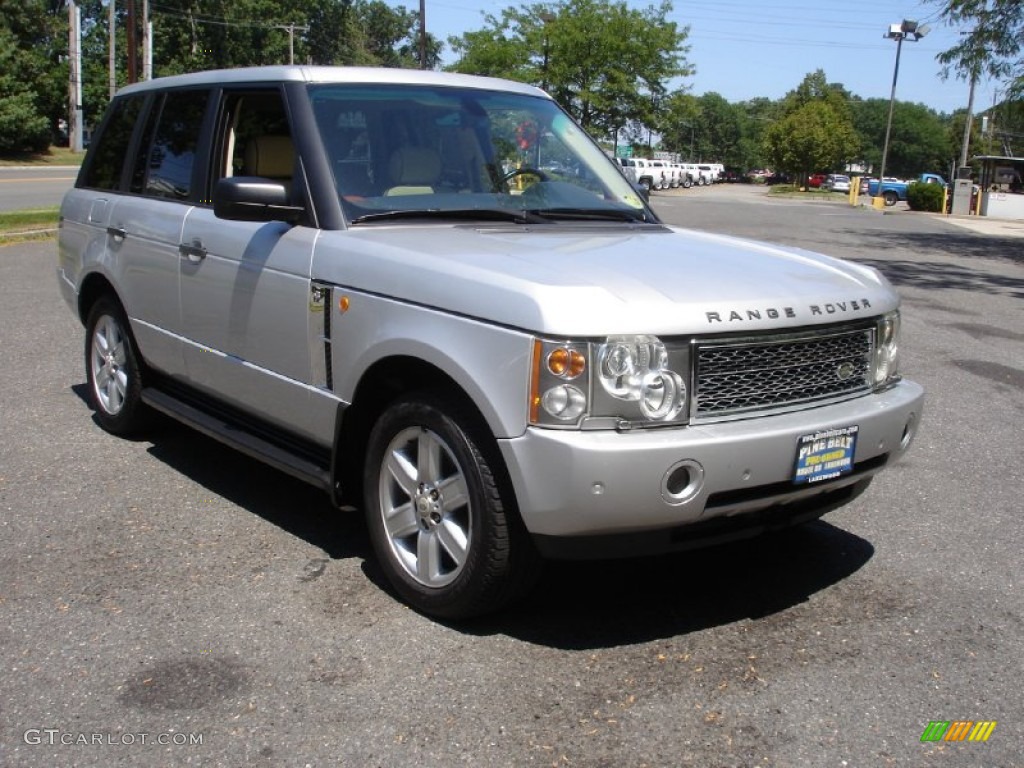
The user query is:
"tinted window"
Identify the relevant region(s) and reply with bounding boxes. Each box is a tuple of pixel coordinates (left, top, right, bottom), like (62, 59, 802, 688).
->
(141, 90, 210, 200)
(81, 95, 144, 191)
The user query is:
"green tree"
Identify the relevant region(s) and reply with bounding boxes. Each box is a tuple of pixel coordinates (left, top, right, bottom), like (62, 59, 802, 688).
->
(0, 0, 68, 151)
(850, 98, 953, 178)
(932, 0, 1023, 96)
(734, 97, 781, 171)
(0, 28, 51, 152)
(660, 91, 699, 159)
(306, 0, 442, 68)
(447, 0, 692, 136)
(763, 72, 859, 183)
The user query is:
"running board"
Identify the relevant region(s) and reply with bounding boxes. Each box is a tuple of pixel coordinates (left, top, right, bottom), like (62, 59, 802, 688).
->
(141, 388, 332, 492)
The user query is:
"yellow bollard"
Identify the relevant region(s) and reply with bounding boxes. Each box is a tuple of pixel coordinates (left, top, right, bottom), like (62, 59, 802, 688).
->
(871, 196, 886, 210)
(849, 177, 859, 206)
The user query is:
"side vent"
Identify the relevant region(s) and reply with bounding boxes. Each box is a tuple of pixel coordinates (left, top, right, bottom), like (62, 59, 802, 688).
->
(322, 286, 333, 390)
(310, 282, 333, 391)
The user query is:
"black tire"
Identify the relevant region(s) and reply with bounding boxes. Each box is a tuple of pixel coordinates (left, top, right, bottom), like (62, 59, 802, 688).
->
(883, 191, 898, 206)
(363, 393, 540, 618)
(682, 177, 692, 189)
(84, 296, 151, 436)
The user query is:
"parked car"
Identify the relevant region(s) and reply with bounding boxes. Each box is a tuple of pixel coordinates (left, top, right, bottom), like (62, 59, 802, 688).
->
(671, 163, 692, 188)
(695, 164, 716, 185)
(808, 174, 828, 188)
(58, 65, 923, 618)
(663, 161, 681, 189)
(615, 156, 637, 184)
(823, 174, 851, 193)
(867, 174, 947, 206)
(630, 158, 660, 193)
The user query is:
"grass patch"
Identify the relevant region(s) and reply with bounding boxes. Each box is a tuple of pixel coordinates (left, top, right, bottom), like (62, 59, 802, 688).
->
(0, 146, 85, 167)
(767, 185, 847, 199)
(0, 207, 60, 245)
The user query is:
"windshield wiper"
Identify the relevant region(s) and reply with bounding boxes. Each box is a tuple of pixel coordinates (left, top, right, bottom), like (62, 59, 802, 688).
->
(350, 208, 547, 225)
(524, 207, 650, 223)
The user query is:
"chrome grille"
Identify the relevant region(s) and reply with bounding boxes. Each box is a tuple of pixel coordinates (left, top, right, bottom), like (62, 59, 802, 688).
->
(694, 326, 873, 419)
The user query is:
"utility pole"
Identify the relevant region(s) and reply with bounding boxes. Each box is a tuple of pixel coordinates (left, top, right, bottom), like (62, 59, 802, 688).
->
(419, 0, 427, 69)
(68, 1, 83, 152)
(142, 0, 151, 80)
(109, 0, 116, 98)
(127, 0, 137, 83)
(273, 24, 310, 64)
(959, 69, 977, 169)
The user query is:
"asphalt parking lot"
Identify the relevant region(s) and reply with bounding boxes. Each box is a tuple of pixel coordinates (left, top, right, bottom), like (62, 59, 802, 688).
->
(1, 186, 1022, 767)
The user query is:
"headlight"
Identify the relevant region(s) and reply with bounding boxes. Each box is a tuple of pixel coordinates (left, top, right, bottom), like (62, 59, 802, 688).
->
(873, 311, 901, 387)
(530, 335, 689, 428)
(597, 335, 686, 421)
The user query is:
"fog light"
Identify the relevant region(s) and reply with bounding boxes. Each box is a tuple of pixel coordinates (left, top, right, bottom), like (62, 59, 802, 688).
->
(661, 460, 704, 505)
(900, 412, 918, 451)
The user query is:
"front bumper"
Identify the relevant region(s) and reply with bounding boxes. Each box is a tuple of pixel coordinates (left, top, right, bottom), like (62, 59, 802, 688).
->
(498, 379, 923, 544)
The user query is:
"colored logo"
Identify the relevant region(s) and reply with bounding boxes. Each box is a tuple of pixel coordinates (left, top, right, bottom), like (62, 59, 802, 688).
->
(920, 720, 997, 742)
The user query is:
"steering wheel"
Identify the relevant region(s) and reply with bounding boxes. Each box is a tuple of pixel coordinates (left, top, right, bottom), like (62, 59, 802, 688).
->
(502, 167, 550, 184)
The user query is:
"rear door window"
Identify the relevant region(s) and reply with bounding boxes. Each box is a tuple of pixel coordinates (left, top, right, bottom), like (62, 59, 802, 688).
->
(132, 90, 211, 201)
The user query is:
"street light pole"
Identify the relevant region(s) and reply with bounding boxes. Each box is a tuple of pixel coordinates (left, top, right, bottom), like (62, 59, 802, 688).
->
(875, 20, 929, 207)
(539, 12, 555, 91)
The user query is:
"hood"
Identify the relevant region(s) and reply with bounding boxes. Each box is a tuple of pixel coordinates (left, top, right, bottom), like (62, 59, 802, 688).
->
(312, 222, 896, 336)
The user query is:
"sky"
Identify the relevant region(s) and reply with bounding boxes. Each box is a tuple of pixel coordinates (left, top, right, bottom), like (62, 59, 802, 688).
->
(417, 0, 1001, 116)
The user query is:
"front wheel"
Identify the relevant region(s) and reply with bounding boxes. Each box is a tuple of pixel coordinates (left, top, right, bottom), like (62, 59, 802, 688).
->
(884, 191, 898, 206)
(363, 394, 539, 618)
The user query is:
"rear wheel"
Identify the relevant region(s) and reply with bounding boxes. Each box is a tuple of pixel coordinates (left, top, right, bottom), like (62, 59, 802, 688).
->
(883, 191, 898, 206)
(363, 394, 540, 618)
(84, 296, 150, 435)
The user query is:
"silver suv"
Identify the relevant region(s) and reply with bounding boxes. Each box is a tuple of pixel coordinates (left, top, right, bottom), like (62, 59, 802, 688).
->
(58, 66, 923, 618)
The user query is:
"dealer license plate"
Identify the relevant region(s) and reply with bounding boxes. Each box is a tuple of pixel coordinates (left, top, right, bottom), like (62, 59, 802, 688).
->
(793, 425, 859, 484)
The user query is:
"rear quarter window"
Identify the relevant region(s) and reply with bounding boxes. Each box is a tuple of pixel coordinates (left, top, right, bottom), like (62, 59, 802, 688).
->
(80, 95, 144, 191)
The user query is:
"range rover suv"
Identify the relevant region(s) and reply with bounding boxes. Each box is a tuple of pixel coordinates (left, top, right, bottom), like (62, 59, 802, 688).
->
(58, 66, 924, 618)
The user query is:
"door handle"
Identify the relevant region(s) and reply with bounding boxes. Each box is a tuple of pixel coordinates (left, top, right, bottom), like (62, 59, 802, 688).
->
(106, 225, 126, 240)
(179, 239, 207, 263)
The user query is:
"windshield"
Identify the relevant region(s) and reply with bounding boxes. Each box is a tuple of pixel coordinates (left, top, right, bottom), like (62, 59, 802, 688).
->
(307, 84, 649, 224)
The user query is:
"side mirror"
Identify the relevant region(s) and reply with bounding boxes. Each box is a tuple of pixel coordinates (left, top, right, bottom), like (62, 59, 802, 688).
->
(633, 180, 650, 202)
(213, 177, 304, 223)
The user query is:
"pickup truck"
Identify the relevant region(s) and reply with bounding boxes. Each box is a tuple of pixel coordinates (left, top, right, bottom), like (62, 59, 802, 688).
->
(867, 173, 946, 206)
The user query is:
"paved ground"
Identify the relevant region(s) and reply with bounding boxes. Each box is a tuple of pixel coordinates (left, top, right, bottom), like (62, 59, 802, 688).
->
(1, 189, 1022, 766)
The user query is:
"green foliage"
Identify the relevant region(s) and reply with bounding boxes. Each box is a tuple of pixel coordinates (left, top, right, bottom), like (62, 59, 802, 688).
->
(763, 72, 859, 179)
(934, 0, 1022, 96)
(0, 0, 442, 156)
(447, 0, 692, 134)
(907, 180, 945, 212)
(0, 2, 67, 151)
(0, 25, 52, 151)
(850, 98, 952, 178)
(0, 90, 52, 153)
